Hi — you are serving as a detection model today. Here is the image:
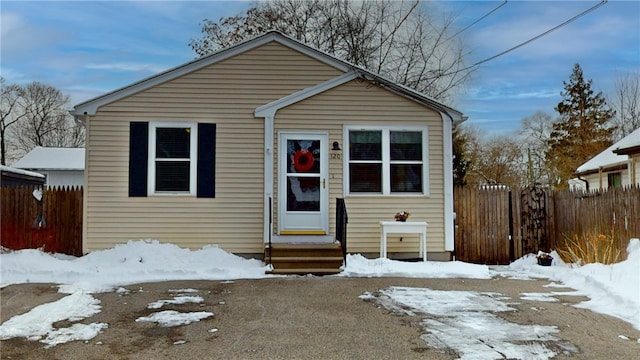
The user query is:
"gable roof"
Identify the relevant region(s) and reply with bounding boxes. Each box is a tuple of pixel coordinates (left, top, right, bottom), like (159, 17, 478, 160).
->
(12, 147, 85, 170)
(71, 30, 463, 122)
(576, 128, 640, 174)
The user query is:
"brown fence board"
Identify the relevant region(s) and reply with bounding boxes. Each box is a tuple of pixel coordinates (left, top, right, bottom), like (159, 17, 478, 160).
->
(551, 186, 640, 251)
(455, 185, 639, 264)
(454, 186, 511, 264)
(1, 186, 83, 256)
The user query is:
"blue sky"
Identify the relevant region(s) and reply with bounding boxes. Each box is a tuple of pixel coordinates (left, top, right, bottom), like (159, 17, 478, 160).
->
(1, 0, 639, 136)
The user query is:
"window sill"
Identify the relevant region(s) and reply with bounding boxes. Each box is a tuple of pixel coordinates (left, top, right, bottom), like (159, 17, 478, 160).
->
(149, 192, 195, 196)
(346, 193, 430, 197)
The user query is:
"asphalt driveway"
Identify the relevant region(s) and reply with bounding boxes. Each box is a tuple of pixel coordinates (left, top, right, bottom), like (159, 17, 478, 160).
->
(1, 276, 639, 359)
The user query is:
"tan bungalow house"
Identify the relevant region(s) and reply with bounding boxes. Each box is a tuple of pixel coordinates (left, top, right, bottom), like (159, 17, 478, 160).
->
(71, 31, 465, 273)
(575, 128, 640, 191)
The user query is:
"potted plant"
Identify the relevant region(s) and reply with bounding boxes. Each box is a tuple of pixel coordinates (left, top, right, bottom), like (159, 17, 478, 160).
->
(536, 251, 553, 266)
(394, 211, 410, 222)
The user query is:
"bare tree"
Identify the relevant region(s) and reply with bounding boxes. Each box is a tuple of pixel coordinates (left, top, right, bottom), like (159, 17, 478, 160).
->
(7, 82, 85, 159)
(189, 0, 472, 102)
(520, 111, 557, 187)
(0, 77, 27, 165)
(466, 132, 525, 188)
(609, 71, 640, 139)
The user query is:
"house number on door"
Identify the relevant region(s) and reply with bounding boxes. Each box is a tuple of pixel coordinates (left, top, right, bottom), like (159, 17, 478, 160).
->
(330, 153, 341, 159)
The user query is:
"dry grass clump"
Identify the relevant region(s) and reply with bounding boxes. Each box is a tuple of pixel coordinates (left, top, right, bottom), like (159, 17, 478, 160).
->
(556, 230, 625, 265)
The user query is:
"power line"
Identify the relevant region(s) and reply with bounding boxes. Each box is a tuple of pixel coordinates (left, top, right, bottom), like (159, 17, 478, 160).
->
(471, 0, 608, 68)
(447, 0, 608, 76)
(448, 0, 508, 41)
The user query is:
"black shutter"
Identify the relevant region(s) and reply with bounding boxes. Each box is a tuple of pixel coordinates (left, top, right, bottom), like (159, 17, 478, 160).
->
(129, 122, 149, 197)
(197, 123, 216, 198)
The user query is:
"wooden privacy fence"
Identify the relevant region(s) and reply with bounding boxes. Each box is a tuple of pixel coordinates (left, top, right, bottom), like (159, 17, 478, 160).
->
(552, 186, 640, 251)
(454, 185, 640, 265)
(453, 186, 515, 265)
(1, 186, 83, 256)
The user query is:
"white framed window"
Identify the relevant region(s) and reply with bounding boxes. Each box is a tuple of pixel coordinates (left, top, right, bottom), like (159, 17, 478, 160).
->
(344, 125, 429, 195)
(148, 122, 198, 195)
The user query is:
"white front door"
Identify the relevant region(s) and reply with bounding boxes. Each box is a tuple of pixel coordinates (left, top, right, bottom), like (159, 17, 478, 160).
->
(278, 132, 329, 235)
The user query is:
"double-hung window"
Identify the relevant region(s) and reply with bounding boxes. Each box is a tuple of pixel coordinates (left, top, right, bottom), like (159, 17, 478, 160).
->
(148, 122, 197, 195)
(345, 126, 428, 195)
(129, 121, 216, 198)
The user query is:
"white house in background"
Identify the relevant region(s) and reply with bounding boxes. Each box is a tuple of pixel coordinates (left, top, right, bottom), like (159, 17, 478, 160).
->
(11, 147, 85, 187)
(574, 128, 640, 191)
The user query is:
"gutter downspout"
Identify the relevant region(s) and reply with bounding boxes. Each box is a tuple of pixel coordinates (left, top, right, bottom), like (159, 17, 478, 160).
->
(262, 115, 275, 245)
(440, 111, 463, 255)
(577, 176, 589, 192)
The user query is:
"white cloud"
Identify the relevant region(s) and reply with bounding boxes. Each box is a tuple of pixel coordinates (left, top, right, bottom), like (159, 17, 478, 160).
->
(0, 11, 68, 58)
(84, 62, 168, 73)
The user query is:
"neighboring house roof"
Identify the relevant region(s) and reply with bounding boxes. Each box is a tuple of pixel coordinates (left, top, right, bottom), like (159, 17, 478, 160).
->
(71, 30, 464, 123)
(613, 127, 640, 156)
(1, 165, 46, 187)
(0, 165, 46, 179)
(576, 128, 640, 174)
(12, 147, 85, 170)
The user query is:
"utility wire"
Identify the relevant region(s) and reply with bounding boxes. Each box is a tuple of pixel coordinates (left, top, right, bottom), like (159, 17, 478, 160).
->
(447, 0, 508, 41)
(447, 0, 608, 76)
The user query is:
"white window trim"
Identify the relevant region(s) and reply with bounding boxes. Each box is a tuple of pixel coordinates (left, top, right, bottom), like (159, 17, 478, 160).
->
(343, 125, 429, 196)
(148, 121, 198, 196)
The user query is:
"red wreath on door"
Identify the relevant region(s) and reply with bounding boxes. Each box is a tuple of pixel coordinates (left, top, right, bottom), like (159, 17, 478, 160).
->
(293, 149, 314, 172)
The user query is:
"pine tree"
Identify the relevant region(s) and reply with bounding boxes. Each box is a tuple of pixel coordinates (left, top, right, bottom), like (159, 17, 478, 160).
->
(452, 123, 471, 186)
(546, 63, 615, 188)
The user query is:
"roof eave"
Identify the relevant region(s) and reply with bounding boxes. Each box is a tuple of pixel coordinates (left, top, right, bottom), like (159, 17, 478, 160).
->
(613, 144, 640, 156)
(575, 162, 628, 176)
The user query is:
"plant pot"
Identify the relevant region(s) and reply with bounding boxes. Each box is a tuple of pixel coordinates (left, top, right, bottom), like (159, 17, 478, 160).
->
(537, 257, 552, 266)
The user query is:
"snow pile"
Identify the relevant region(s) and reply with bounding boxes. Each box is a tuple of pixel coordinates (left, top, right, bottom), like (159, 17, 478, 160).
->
(0, 240, 269, 293)
(340, 253, 492, 279)
(509, 239, 640, 330)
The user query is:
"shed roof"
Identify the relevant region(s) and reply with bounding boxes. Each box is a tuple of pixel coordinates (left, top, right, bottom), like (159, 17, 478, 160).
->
(12, 147, 85, 170)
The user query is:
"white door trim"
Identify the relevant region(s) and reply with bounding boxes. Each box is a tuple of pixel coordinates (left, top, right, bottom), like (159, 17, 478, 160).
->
(277, 131, 329, 239)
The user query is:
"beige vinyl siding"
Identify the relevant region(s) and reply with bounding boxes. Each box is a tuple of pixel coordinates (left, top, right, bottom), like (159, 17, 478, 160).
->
(274, 79, 447, 253)
(85, 42, 342, 253)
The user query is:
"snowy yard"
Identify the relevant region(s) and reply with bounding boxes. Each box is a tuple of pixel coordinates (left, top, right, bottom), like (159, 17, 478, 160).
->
(1, 239, 639, 359)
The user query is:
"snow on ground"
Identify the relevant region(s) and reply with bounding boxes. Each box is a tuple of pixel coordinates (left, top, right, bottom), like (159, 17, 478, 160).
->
(1, 238, 639, 355)
(135, 310, 214, 327)
(361, 287, 576, 359)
